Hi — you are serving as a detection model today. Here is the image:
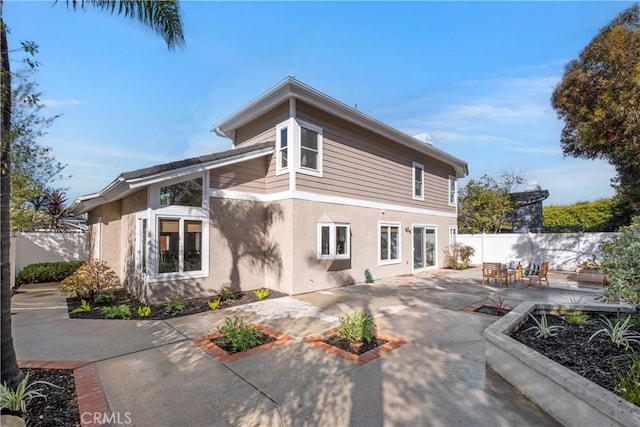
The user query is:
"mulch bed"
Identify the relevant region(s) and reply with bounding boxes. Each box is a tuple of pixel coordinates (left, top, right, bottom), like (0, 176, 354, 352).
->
(474, 305, 511, 316)
(511, 312, 640, 402)
(0, 368, 80, 427)
(212, 333, 276, 354)
(323, 336, 388, 355)
(66, 287, 286, 320)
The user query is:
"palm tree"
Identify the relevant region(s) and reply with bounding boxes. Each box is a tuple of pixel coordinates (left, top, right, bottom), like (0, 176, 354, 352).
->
(1, 0, 184, 389)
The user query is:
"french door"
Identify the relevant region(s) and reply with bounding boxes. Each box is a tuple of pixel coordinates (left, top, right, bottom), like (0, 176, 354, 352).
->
(413, 226, 436, 271)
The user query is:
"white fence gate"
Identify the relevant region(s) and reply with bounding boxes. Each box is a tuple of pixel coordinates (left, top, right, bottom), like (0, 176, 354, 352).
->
(10, 232, 89, 286)
(457, 232, 618, 271)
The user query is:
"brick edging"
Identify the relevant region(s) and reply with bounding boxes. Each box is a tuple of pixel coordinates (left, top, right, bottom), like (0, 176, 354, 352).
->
(192, 324, 294, 363)
(19, 360, 109, 427)
(303, 328, 407, 365)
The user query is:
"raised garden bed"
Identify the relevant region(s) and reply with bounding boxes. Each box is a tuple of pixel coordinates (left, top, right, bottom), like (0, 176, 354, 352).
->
(484, 302, 639, 427)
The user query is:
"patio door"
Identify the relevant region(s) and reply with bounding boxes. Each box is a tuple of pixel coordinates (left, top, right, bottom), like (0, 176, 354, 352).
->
(413, 226, 436, 271)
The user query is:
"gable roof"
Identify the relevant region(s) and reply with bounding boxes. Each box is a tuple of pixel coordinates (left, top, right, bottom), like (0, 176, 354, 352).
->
(213, 77, 468, 178)
(70, 141, 274, 214)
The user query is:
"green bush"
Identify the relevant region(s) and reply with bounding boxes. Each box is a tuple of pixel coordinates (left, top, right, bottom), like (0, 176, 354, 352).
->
(337, 311, 376, 344)
(94, 291, 115, 305)
(216, 317, 263, 352)
(601, 216, 640, 308)
(443, 243, 475, 269)
(220, 284, 242, 301)
(616, 354, 640, 406)
(164, 299, 185, 316)
(58, 260, 120, 300)
(101, 304, 131, 319)
(16, 261, 84, 285)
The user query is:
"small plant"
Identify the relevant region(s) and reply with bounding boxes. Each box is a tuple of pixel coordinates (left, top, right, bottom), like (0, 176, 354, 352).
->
(487, 295, 510, 314)
(253, 288, 269, 299)
(337, 311, 376, 344)
(564, 311, 589, 326)
(443, 243, 475, 269)
(0, 372, 58, 413)
(525, 310, 564, 338)
(615, 354, 640, 406)
(220, 284, 242, 301)
(137, 305, 152, 317)
(94, 291, 115, 305)
(364, 269, 374, 284)
(70, 299, 92, 314)
(164, 299, 185, 316)
(589, 315, 640, 350)
(101, 304, 131, 319)
(576, 257, 601, 272)
(216, 317, 263, 352)
(207, 298, 221, 310)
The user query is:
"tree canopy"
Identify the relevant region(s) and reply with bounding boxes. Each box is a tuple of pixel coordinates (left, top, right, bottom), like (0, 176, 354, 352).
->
(551, 4, 640, 208)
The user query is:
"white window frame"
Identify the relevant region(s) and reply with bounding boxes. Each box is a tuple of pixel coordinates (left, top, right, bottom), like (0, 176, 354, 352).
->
(146, 172, 210, 282)
(275, 120, 291, 175)
(412, 162, 424, 201)
(296, 119, 323, 177)
(412, 224, 438, 272)
(378, 221, 401, 265)
(449, 226, 457, 246)
(135, 212, 148, 276)
(448, 175, 457, 206)
(317, 222, 350, 260)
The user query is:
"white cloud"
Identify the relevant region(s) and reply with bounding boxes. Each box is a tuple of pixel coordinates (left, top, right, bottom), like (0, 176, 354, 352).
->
(41, 99, 82, 108)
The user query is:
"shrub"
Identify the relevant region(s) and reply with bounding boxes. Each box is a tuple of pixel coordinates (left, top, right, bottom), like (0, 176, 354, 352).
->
(164, 299, 185, 316)
(443, 243, 475, 269)
(94, 291, 115, 305)
(58, 260, 119, 300)
(216, 317, 263, 352)
(601, 216, 640, 307)
(207, 298, 221, 310)
(337, 311, 376, 344)
(564, 312, 589, 326)
(0, 372, 57, 413)
(616, 354, 640, 406)
(101, 304, 131, 319)
(525, 310, 564, 338)
(220, 284, 242, 301)
(364, 269, 374, 284)
(16, 261, 84, 285)
(70, 299, 91, 314)
(253, 288, 269, 299)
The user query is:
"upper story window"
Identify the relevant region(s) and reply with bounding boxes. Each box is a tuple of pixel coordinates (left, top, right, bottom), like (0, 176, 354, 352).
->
(318, 222, 350, 259)
(275, 118, 323, 177)
(412, 162, 424, 201)
(276, 122, 289, 174)
(448, 176, 457, 206)
(159, 177, 203, 207)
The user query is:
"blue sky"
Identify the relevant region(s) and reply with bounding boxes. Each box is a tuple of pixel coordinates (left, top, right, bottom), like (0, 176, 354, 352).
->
(4, 1, 635, 206)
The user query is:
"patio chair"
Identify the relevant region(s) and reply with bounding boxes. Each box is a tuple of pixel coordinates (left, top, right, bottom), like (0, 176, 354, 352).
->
(522, 261, 549, 287)
(482, 262, 507, 287)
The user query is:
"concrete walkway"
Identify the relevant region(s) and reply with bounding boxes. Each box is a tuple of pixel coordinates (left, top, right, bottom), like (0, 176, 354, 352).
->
(11, 269, 606, 426)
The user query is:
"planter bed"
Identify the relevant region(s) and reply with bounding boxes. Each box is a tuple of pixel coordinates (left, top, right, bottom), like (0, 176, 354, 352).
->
(484, 302, 639, 427)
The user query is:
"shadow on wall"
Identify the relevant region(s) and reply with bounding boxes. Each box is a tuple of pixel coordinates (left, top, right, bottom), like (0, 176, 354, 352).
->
(305, 251, 356, 290)
(210, 198, 284, 291)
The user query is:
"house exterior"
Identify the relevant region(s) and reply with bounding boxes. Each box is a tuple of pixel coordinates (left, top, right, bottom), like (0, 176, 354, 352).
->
(509, 182, 549, 233)
(71, 78, 468, 303)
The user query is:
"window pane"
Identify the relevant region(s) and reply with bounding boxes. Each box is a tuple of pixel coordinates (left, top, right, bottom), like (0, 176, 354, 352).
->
(414, 167, 423, 197)
(160, 178, 202, 207)
(380, 226, 389, 260)
(301, 127, 318, 150)
(336, 226, 348, 255)
(280, 128, 288, 149)
(449, 178, 456, 204)
(300, 148, 317, 170)
(141, 219, 147, 271)
(159, 219, 179, 273)
(413, 227, 424, 269)
(321, 226, 330, 255)
(390, 226, 399, 260)
(184, 220, 202, 272)
(425, 229, 436, 266)
(280, 128, 288, 168)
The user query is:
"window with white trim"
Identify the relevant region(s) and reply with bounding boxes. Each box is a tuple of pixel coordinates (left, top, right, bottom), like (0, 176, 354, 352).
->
(449, 226, 457, 245)
(379, 222, 400, 264)
(448, 176, 457, 206)
(299, 120, 322, 176)
(318, 223, 350, 259)
(276, 122, 289, 174)
(159, 177, 202, 207)
(413, 162, 424, 200)
(157, 218, 203, 274)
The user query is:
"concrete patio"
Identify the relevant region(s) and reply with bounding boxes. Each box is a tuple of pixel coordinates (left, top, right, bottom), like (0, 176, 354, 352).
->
(11, 268, 606, 426)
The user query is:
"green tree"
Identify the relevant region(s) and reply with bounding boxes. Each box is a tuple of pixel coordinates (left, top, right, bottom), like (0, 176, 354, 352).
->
(457, 172, 525, 233)
(551, 4, 640, 208)
(1, 0, 184, 390)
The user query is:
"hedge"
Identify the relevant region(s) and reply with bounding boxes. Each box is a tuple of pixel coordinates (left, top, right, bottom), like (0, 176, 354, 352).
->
(16, 261, 85, 286)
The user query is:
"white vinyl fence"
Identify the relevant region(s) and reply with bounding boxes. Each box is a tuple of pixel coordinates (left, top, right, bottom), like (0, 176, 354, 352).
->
(457, 232, 618, 271)
(10, 232, 89, 286)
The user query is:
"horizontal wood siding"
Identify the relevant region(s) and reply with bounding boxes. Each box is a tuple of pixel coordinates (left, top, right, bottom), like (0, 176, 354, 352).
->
(296, 102, 456, 212)
(210, 157, 268, 194)
(235, 102, 289, 148)
(265, 153, 289, 192)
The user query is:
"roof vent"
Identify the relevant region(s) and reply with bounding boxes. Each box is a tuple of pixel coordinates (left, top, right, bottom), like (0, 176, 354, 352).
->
(412, 133, 433, 145)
